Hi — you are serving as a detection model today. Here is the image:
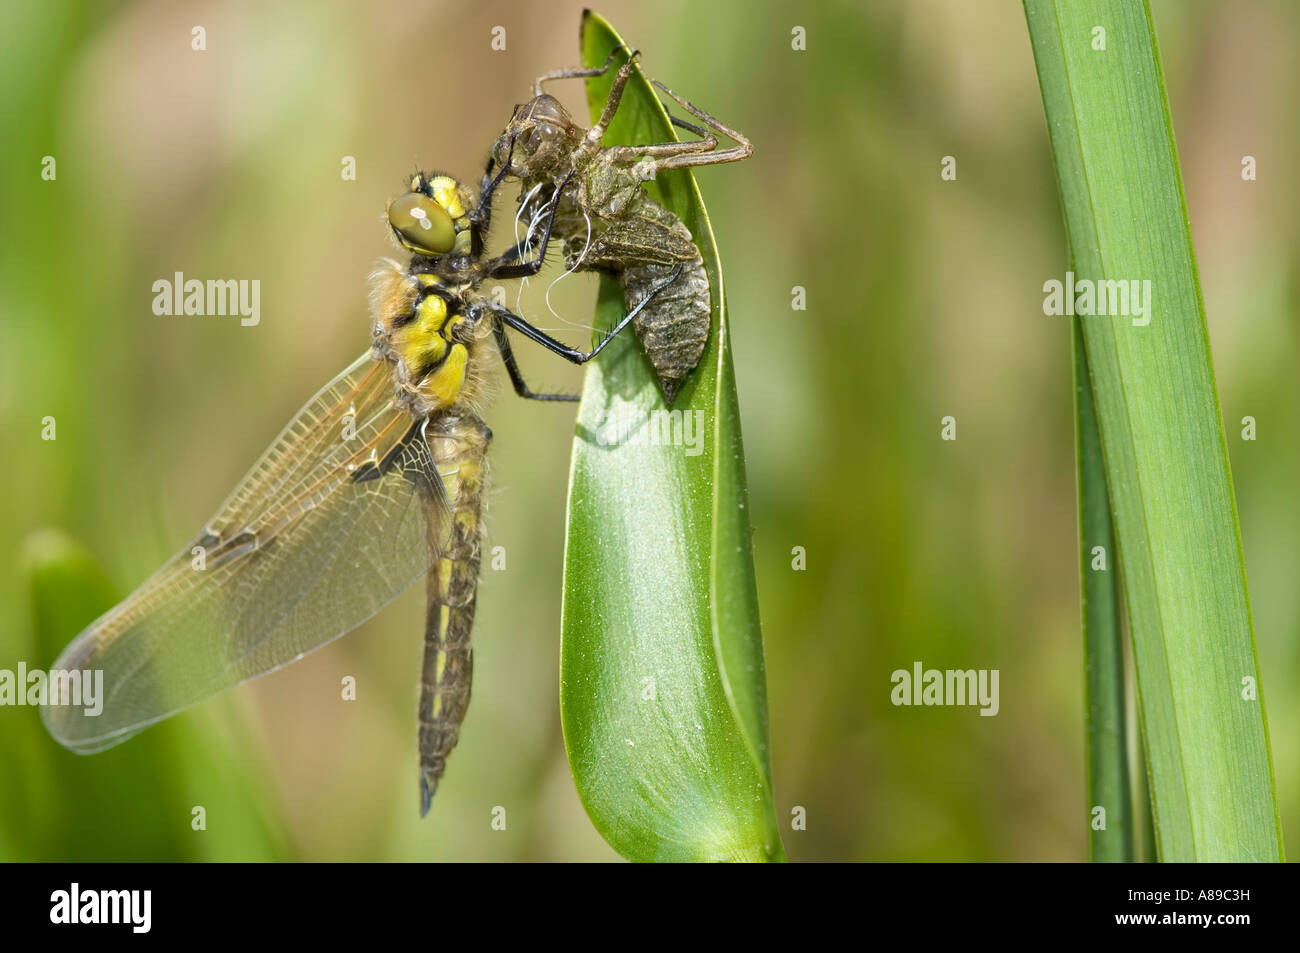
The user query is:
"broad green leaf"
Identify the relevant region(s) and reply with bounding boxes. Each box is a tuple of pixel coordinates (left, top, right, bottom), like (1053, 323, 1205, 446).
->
(1025, 0, 1283, 860)
(559, 11, 783, 862)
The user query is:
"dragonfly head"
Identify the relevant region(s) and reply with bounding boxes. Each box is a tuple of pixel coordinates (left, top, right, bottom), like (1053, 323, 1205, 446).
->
(492, 94, 583, 182)
(387, 172, 474, 258)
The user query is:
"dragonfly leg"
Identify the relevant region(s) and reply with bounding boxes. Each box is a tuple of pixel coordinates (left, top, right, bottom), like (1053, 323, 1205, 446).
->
(491, 321, 579, 402)
(488, 262, 683, 367)
(471, 134, 520, 252)
(483, 169, 576, 280)
(601, 123, 719, 174)
(600, 83, 751, 174)
(585, 50, 641, 147)
(645, 80, 753, 171)
(532, 43, 631, 97)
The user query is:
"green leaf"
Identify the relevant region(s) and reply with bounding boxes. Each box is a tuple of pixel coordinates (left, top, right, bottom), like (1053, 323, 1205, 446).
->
(559, 10, 783, 862)
(1073, 318, 1132, 862)
(1025, 0, 1283, 860)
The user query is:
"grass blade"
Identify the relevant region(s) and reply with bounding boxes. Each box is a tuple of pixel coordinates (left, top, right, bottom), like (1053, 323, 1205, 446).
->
(1025, 0, 1283, 860)
(1074, 318, 1132, 862)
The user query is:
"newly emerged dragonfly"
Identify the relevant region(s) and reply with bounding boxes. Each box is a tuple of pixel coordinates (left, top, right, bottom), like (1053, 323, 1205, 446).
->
(488, 46, 751, 404)
(42, 141, 678, 815)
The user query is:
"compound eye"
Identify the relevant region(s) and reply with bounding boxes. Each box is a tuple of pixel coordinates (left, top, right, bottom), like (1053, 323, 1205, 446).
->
(387, 191, 455, 255)
(527, 95, 569, 124)
(525, 123, 560, 155)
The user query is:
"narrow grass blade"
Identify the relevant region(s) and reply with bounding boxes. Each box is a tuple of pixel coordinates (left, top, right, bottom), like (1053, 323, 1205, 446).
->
(1074, 317, 1131, 862)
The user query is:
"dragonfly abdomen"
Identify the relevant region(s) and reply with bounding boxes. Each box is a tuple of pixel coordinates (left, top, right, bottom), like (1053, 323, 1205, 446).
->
(417, 416, 490, 816)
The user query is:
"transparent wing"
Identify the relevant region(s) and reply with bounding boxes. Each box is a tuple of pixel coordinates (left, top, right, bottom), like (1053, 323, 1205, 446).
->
(42, 351, 452, 752)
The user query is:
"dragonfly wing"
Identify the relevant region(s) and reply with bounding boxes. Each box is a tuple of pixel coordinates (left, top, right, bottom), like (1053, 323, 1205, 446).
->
(42, 352, 451, 753)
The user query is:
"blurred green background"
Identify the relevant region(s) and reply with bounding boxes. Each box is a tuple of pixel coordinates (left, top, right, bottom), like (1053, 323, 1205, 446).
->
(1, 0, 1296, 861)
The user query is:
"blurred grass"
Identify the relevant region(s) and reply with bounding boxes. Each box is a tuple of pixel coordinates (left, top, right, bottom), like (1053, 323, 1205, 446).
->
(0, 0, 1296, 860)
(12, 530, 282, 860)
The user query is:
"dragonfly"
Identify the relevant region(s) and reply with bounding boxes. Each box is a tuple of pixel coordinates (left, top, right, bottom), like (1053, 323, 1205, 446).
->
(486, 45, 752, 404)
(41, 138, 679, 816)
